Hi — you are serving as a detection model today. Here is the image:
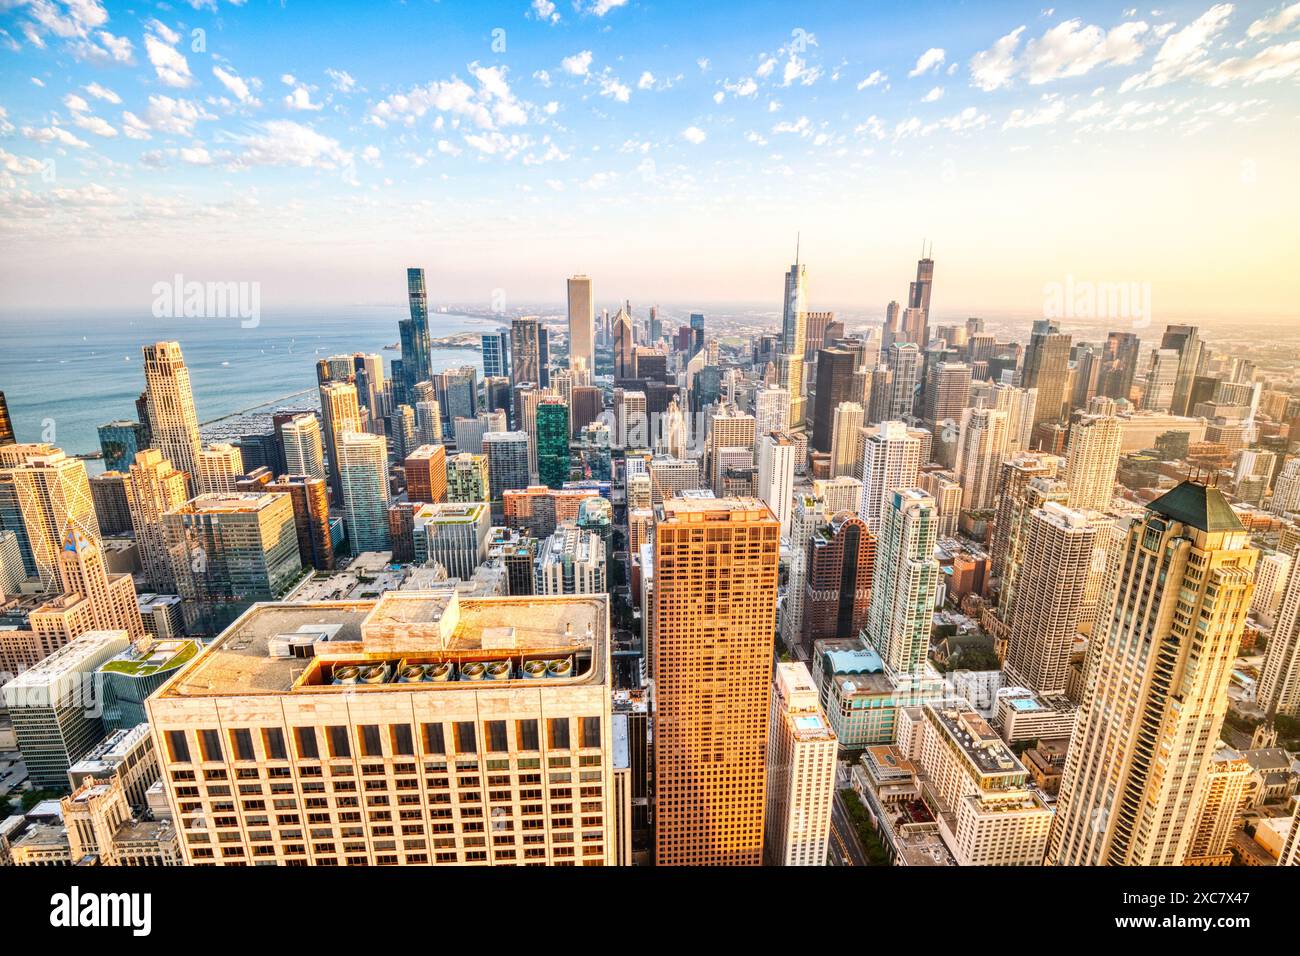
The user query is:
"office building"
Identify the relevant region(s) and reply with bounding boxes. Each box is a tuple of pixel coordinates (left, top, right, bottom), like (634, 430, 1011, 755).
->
(856, 421, 923, 535)
(1047, 480, 1258, 865)
(146, 590, 619, 865)
(266, 474, 335, 571)
(319, 381, 363, 506)
(412, 501, 491, 579)
(123, 449, 189, 593)
(30, 520, 145, 651)
(195, 443, 244, 495)
(865, 489, 939, 676)
(404, 443, 448, 504)
(2, 629, 132, 788)
(536, 524, 607, 595)
(1064, 414, 1122, 511)
(11, 449, 100, 592)
(281, 414, 325, 481)
(97, 420, 149, 473)
(764, 662, 837, 866)
(1021, 320, 1072, 428)
(653, 497, 780, 865)
(446, 452, 490, 504)
(142, 341, 202, 483)
(1260, 555, 1300, 717)
(162, 492, 304, 635)
(484, 431, 531, 506)
(757, 431, 797, 535)
(801, 511, 875, 650)
(811, 348, 858, 452)
(953, 406, 1010, 513)
(536, 398, 570, 489)
(567, 275, 595, 375)
(337, 432, 391, 554)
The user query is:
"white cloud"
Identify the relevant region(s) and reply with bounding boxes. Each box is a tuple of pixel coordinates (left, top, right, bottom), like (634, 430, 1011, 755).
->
(856, 69, 888, 90)
(325, 68, 356, 93)
(145, 95, 214, 137)
(562, 50, 594, 77)
(773, 115, 811, 136)
(369, 64, 529, 131)
(969, 26, 1025, 90)
(284, 85, 323, 111)
(637, 71, 656, 90)
(83, 82, 120, 104)
(756, 57, 777, 78)
(122, 112, 151, 140)
(94, 30, 133, 63)
(584, 0, 628, 15)
(782, 53, 822, 86)
(530, 0, 560, 23)
(922, 86, 944, 102)
(1248, 3, 1300, 38)
(22, 124, 89, 148)
(361, 145, 381, 166)
(71, 112, 117, 137)
(597, 71, 630, 102)
(144, 22, 192, 88)
(1003, 95, 1067, 128)
(230, 119, 352, 169)
(63, 93, 90, 112)
(724, 77, 759, 97)
(213, 66, 259, 106)
(908, 48, 946, 77)
(179, 145, 211, 166)
(1120, 3, 1233, 91)
(1204, 39, 1300, 85)
(681, 125, 706, 144)
(1023, 18, 1151, 84)
(0, 147, 46, 176)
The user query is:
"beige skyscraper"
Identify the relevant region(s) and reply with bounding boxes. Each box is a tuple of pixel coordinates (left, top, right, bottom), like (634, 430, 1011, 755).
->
(753, 385, 791, 445)
(124, 448, 189, 593)
(1063, 414, 1122, 512)
(829, 401, 864, 478)
(146, 589, 619, 866)
(30, 520, 145, 651)
(195, 442, 244, 495)
(320, 381, 364, 505)
(1003, 502, 1097, 695)
(953, 405, 1010, 512)
(143, 342, 202, 482)
(866, 488, 939, 675)
(989, 452, 1062, 591)
(757, 431, 797, 535)
(1183, 745, 1252, 866)
(11, 450, 100, 592)
(653, 497, 780, 866)
(856, 421, 922, 535)
(764, 662, 837, 866)
(1259, 551, 1300, 717)
(781, 493, 828, 649)
(338, 431, 391, 554)
(281, 413, 325, 480)
(1047, 481, 1257, 866)
(567, 275, 595, 375)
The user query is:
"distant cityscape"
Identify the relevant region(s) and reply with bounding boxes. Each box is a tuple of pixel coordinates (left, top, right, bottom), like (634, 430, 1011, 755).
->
(0, 250, 1298, 872)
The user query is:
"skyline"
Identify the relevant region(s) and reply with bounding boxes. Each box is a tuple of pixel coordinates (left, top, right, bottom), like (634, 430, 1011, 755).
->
(0, 0, 1298, 318)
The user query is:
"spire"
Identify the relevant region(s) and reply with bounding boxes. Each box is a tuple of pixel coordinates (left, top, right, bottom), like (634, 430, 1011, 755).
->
(795, 231, 800, 267)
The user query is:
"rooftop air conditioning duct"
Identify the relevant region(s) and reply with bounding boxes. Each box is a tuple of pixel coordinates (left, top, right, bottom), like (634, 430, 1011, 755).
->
(332, 664, 360, 685)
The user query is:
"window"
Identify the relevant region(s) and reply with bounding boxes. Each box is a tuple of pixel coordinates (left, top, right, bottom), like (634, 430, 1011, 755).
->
(358, 725, 383, 758)
(454, 722, 477, 754)
(231, 728, 255, 761)
(485, 721, 508, 753)
(421, 723, 445, 755)
(548, 718, 570, 750)
(263, 728, 288, 761)
(166, 730, 191, 763)
(580, 717, 601, 749)
(199, 729, 223, 762)
(391, 724, 415, 756)
(294, 727, 319, 759)
(516, 719, 540, 752)
(327, 725, 351, 759)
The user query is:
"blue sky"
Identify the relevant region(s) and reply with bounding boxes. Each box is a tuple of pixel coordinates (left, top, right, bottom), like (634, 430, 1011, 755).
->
(1, 0, 1298, 321)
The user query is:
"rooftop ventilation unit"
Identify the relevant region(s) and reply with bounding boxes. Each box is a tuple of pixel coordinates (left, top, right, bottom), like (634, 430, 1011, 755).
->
(547, 657, 574, 679)
(460, 661, 486, 682)
(359, 663, 390, 684)
(331, 664, 360, 685)
(428, 661, 455, 682)
(485, 660, 512, 681)
(522, 660, 549, 679)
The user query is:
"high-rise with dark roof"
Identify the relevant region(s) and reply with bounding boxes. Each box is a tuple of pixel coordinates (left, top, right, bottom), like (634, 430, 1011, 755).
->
(1047, 480, 1257, 865)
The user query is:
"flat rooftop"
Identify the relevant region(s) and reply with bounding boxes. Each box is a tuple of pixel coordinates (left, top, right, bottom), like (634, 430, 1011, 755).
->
(929, 704, 1027, 780)
(155, 591, 608, 699)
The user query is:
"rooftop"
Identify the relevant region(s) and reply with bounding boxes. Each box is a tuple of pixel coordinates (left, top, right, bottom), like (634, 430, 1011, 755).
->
(1149, 479, 1244, 533)
(155, 591, 608, 698)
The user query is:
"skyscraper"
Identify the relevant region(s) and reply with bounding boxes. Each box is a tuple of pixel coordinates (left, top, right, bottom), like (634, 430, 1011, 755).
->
(757, 431, 797, 535)
(12, 449, 100, 592)
(124, 448, 189, 593)
(1098, 331, 1141, 401)
(1021, 320, 1072, 429)
(1063, 413, 1122, 512)
(764, 662, 837, 866)
(483, 431, 531, 506)
(0, 391, 14, 445)
(398, 267, 433, 404)
(653, 497, 780, 866)
(829, 401, 864, 479)
(811, 348, 858, 453)
(1141, 348, 1180, 412)
(567, 275, 595, 375)
(266, 474, 335, 571)
(280, 413, 325, 481)
(1047, 481, 1257, 866)
(953, 406, 1010, 513)
(885, 343, 921, 420)
(510, 316, 548, 392)
(481, 329, 510, 379)
(865, 488, 939, 676)
(30, 520, 146, 651)
(1161, 324, 1203, 417)
(856, 421, 923, 535)
(338, 432, 391, 554)
(163, 492, 304, 635)
(97, 420, 149, 473)
(1259, 554, 1300, 718)
(801, 511, 875, 650)
(142, 341, 202, 483)
(907, 252, 935, 347)
(1003, 502, 1097, 695)
(445, 452, 490, 503)
(404, 443, 447, 503)
(612, 307, 635, 381)
(195, 442, 244, 495)
(536, 398, 570, 490)
(319, 381, 363, 507)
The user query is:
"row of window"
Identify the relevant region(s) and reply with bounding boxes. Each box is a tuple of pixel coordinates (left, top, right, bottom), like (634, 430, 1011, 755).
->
(166, 716, 603, 764)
